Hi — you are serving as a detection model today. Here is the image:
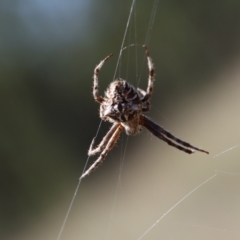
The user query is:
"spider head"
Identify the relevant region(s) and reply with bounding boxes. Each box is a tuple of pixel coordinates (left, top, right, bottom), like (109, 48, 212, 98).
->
(99, 101, 118, 121)
(99, 79, 142, 123)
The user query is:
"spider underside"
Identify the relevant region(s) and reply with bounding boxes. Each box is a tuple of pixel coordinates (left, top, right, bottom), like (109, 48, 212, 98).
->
(80, 45, 209, 179)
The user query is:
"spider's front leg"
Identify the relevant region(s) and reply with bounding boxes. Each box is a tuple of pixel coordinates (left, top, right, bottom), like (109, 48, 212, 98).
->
(141, 45, 155, 103)
(137, 87, 150, 112)
(88, 122, 119, 156)
(80, 124, 123, 179)
(93, 53, 113, 103)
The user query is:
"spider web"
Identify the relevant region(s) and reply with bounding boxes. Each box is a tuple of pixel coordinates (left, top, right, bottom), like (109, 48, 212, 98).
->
(104, 59, 240, 240)
(57, 1, 240, 240)
(2, 1, 240, 240)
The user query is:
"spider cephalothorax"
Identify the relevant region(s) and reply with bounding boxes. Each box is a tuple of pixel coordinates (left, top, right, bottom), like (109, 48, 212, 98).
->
(80, 45, 209, 179)
(100, 79, 141, 122)
(100, 79, 144, 135)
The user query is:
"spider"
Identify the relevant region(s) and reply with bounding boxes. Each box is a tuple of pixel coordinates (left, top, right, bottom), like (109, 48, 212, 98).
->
(80, 45, 209, 179)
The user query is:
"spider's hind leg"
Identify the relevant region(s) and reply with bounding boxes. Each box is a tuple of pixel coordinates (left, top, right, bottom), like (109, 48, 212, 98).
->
(140, 115, 209, 154)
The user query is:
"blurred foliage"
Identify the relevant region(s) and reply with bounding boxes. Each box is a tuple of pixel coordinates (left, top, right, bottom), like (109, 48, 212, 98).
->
(1, 0, 240, 238)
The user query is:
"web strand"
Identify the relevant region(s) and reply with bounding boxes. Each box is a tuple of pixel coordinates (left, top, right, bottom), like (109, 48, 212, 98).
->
(137, 173, 217, 240)
(113, 0, 137, 81)
(136, 143, 240, 240)
(56, 1, 240, 240)
(212, 144, 239, 158)
(137, 0, 159, 86)
(105, 1, 160, 238)
(56, 0, 140, 239)
(56, 121, 103, 240)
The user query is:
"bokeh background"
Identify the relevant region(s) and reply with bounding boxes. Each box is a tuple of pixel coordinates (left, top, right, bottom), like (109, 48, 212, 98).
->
(1, 0, 240, 239)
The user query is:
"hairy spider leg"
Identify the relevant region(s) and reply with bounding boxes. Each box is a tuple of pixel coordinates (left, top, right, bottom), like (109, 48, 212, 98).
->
(159, 125, 209, 154)
(141, 116, 194, 154)
(93, 53, 113, 103)
(88, 122, 119, 156)
(141, 45, 155, 103)
(137, 87, 150, 112)
(80, 124, 123, 179)
(140, 115, 209, 154)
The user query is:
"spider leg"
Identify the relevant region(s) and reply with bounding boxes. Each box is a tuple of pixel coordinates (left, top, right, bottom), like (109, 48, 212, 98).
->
(88, 122, 119, 156)
(137, 87, 146, 96)
(137, 87, 150, 112)
(141, 116, 194, 154)
(93, 53, 113, 103)
(152, 130, 194, 154)
(141, 45, 155, 103)
(158, 125, 209, 154)
(140, 115, 209, 154)
(142, 103, 150, 112)
(80, 124, 123, 179)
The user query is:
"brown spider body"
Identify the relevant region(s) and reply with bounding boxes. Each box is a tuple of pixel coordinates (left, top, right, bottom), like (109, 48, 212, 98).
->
(100, 79, 143, 135)
(80, 45, 209, 179)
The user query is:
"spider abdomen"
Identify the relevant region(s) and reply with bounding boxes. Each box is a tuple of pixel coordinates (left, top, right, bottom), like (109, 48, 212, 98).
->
(100, 79, 142, 124)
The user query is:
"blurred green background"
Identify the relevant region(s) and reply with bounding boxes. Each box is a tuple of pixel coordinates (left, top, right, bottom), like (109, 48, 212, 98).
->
(1, 0, 240, 239)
